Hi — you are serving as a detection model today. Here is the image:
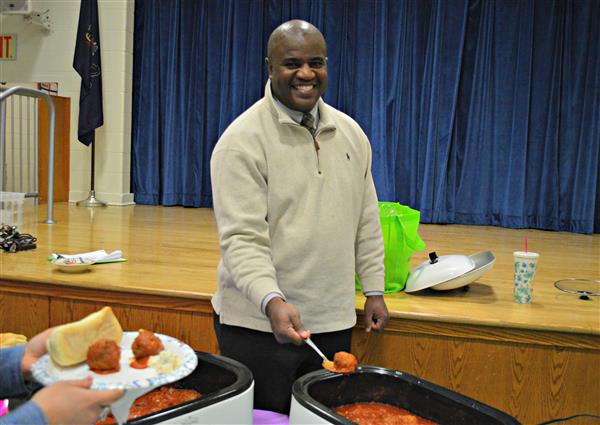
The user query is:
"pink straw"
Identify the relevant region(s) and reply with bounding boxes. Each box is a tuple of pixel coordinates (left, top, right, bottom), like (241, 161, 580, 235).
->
(524, 237, 528, 253)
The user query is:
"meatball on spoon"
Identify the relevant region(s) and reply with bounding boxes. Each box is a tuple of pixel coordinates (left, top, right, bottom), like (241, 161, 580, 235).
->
(304, 337, 358, 374)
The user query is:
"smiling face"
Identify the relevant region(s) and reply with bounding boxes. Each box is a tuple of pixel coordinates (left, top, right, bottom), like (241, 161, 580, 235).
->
(266, 21, 328, 112)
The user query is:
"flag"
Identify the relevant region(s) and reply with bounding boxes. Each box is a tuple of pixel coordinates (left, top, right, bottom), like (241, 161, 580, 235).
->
(73, 0, 103, 146)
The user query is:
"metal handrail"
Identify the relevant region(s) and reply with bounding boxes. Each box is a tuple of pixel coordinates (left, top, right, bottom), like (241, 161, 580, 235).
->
(0, 86, 56, 224)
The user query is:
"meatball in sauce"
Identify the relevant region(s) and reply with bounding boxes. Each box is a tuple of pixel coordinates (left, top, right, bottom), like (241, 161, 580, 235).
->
(130, 329, 164, 369)
(87, 339, 121, 374)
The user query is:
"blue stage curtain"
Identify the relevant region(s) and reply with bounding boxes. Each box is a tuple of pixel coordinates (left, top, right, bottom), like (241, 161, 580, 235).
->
(132, 0, 600, 233)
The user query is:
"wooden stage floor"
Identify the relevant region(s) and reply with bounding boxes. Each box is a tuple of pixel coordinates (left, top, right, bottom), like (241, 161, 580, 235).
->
(4, 202, 599, 307)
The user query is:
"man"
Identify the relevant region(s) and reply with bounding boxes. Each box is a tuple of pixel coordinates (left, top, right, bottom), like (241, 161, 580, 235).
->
(210, 19, 389, 414)
(0, 329, 123, 425)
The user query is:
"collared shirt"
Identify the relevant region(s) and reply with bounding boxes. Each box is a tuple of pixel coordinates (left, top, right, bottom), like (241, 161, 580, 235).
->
(272, 96, 320, 129)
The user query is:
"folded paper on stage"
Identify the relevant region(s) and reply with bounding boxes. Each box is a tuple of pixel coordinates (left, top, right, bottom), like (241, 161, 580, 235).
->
(49, 249, 127, 264)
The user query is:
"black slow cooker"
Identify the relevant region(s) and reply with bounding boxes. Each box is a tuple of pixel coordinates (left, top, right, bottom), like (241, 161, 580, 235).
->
(290, 365, 520, 425)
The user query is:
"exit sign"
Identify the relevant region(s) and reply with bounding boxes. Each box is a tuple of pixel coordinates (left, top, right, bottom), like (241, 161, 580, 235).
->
(0, 34, 17, 60)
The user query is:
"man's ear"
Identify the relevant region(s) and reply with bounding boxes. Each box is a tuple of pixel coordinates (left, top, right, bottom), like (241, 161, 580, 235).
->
(265, 57, 272, 78)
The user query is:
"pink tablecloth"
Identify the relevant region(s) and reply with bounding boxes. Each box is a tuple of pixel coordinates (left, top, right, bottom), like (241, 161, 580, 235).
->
(253, 409, 289, 425)
(0, 399, 8, 417)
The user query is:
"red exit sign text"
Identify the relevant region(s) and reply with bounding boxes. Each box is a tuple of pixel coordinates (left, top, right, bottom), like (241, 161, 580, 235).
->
(0, 35, 17, 60)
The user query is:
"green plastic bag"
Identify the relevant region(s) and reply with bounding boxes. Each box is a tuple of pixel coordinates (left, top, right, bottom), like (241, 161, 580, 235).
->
(356, 202, 426, 293)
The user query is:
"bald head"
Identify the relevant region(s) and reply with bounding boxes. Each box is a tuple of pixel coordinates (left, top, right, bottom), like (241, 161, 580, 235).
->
(267, 20, 326, 59)
(265, 20, 328, 112)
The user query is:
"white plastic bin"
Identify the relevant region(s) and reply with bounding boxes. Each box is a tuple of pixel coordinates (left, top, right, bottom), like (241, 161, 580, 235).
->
(0, 192, 26, 227)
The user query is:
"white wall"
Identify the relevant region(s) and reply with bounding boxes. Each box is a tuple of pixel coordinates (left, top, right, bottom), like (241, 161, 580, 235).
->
(0, 0, 134, 205)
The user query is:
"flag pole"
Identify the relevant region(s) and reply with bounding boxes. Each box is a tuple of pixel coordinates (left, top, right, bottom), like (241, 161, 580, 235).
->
(76, 140, 106, 207)
(73, 0, 106, 208)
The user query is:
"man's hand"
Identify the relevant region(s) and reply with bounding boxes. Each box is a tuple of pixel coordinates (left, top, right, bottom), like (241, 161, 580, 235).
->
(21, 328, 54, 380)
(265, 298, 310, 344)
(32, 377, 124, 425)
(364, 295, 389, 332)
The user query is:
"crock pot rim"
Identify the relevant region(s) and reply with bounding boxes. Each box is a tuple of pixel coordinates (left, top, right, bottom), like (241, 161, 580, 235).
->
(292, 368, 356, 425)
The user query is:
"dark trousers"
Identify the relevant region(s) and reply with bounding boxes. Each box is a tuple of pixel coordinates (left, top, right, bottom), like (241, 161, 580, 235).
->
(213, 313, 352, 414)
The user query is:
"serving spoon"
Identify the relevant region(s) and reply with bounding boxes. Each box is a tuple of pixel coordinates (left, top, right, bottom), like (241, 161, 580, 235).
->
(304, 337, 334, 369)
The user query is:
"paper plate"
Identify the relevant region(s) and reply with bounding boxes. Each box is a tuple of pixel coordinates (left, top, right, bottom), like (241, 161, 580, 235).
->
(31, 332, 197, 390)
(51, 257, 95, 273)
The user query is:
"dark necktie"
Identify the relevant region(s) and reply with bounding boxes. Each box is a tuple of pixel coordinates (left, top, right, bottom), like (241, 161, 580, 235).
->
(301, 113, 316, 136)
(301, 113, 319, 151)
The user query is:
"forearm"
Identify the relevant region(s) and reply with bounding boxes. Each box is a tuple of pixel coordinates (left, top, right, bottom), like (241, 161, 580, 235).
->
(0, 345, 32, 398)
(0, 401, 47, 425)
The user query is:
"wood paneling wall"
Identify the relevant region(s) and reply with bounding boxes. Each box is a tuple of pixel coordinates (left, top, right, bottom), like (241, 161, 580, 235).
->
(352, 318, 599, 425)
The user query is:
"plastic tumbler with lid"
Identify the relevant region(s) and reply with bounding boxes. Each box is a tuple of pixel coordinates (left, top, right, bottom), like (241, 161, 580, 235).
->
(513, 251, 540, 303)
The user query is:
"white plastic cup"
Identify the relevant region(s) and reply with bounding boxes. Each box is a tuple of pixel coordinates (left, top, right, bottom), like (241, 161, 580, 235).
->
(0, 192, 25, 228)
(513, 251, 540, 304)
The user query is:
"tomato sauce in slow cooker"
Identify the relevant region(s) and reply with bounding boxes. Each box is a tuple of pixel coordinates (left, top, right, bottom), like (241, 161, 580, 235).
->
(96, 386, 201, 425)
(335, 402, 439, 425)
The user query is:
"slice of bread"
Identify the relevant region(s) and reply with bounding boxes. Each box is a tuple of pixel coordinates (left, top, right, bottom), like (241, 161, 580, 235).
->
(47, 306, 123, 366)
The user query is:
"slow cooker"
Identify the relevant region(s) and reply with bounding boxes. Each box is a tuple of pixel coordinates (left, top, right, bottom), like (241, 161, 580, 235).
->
(289, 366, 519, 425)
(122, 351, 253, 424)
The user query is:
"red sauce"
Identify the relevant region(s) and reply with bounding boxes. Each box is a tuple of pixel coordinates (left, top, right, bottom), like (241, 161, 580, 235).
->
(96, 386, 201, 425)
(90, 368, 120, 375)
(129, 356, 150, 369)
(335, 402, 438, 425)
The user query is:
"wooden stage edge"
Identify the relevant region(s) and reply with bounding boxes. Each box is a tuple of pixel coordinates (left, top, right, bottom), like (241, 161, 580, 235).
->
(1, 203, 599, 425)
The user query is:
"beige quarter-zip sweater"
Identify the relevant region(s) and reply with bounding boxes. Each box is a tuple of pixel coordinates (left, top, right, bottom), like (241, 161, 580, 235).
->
(210, 83, 384, 333)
